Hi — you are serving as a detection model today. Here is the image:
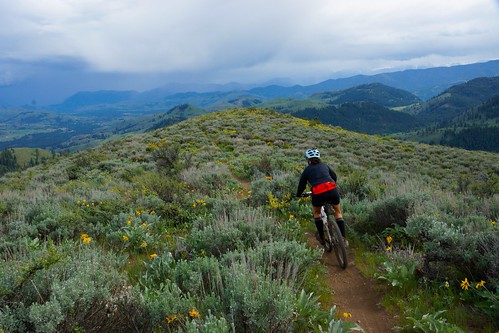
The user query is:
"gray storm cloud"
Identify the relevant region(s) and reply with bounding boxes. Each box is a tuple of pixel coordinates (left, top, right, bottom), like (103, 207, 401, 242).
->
(0, 0, 498, 85)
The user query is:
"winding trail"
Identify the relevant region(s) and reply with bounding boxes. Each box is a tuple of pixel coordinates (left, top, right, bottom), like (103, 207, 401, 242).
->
(305, 232, 397, 333)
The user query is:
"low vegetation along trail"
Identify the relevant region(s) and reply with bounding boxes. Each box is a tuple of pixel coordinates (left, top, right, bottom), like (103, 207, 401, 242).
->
(230, 171, 395, 331)
(305, 232, 396, 333)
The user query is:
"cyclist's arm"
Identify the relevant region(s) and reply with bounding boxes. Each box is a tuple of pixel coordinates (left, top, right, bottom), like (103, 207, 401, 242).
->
(296, 172, 308, 197)
(328, 165, 337, 182)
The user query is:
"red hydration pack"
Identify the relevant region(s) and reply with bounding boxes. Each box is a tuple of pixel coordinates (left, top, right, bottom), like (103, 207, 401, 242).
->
(311, 181, 336, 195)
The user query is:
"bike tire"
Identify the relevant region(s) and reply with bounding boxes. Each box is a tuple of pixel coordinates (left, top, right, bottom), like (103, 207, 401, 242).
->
(324, 204, 348, 269)
(323, 223, 333, 253)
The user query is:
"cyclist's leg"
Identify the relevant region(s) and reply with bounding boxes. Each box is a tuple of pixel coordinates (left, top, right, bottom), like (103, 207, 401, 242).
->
(330, 189, 347, 240)
(333, 204, 346, 238)
(312, 205, 321, 219)
(332, 203, 343, 219)
(312, 196, 325, 244)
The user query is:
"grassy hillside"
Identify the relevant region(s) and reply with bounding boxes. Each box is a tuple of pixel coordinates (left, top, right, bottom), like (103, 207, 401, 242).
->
(0, 108, 497, 332)
(0, 147, 56, 177)
(11, 147, 54, 166)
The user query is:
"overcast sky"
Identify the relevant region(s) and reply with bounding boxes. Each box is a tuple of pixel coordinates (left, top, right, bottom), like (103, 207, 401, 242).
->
(1, 0, 499, 90)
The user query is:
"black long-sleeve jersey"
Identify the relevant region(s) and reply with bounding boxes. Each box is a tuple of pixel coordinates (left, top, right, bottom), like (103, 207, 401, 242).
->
(296, 162, 337, 197)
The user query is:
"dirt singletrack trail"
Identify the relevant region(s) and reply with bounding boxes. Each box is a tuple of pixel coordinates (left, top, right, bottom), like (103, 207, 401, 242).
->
(230, 172, 396, 331)
(305, 231, 397, 333)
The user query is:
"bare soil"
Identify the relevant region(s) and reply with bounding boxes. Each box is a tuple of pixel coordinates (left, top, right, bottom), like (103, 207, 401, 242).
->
(305, 231, 397, 333)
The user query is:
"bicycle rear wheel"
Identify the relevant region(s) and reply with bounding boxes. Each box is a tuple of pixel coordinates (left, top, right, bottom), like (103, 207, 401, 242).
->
(324, 204, 348, 269)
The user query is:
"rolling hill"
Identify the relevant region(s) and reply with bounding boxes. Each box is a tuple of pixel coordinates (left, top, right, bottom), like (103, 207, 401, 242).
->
(309, 83, 421, 107)
(0, 108, 497, 332)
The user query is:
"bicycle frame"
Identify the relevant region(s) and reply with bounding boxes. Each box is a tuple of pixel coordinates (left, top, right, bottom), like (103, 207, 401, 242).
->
(322, 203, 347, 269)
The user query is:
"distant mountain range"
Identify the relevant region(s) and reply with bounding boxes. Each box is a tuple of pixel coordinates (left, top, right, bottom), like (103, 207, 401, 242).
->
(1, 59, 498, 108)
(1, 61, 498, 153)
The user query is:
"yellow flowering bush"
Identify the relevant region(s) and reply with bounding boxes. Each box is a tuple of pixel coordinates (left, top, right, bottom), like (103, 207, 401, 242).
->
(80, 233, 92, 244)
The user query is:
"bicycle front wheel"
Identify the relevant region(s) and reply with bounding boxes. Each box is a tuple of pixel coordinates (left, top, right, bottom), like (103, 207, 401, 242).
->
(325, 204, 348, 269)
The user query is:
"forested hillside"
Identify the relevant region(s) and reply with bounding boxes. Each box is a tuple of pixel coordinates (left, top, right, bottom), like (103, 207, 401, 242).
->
(311, 83, 421, 107)
(0, 108, 497, 332)
(416, 76, 499, 123)
(393, 77, 499, 151)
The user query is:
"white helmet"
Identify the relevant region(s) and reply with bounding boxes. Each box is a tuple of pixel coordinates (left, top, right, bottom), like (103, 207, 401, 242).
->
(305, 148, 320, 159)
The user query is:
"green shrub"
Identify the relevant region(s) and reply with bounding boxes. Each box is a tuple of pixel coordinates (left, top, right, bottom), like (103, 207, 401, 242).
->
(341, 169, 376, 202)
(0, 242, 141, 333)
(249, 171, 296, 209)
(398, 309, 466, 333)
(221, 240, 320, 287)
(354, 193, 428, 234)
(180, 162, 241, 196)
(150, 142, 186, 176)
(220, 261, 296, 332)
(406, 214, 499, 285)
(183, 311, 232, 333)
(142, 283, 197, 332)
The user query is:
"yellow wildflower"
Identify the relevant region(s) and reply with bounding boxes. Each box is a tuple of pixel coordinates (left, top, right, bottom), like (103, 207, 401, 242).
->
(342, 312, 352, 318)
(193, 203, 197, 208)
(461, 278, 470, 290)
(189, 309, 200, 318)
(122, 235, 129, 241)
(140, 241, 148, 248)
(491, 219, 496, 225)
(127, 220, 132, 225)
(142, 223, 147, 227)
(386, 236, 393, 244)
(386, 246, 392, 251)
(150, 253, 157, 259)
(289, 214, 295, 219)
(80, 233, 88, 240)
(475, 280, 486, 289)
(166, 314, 177, 323)
(82, 237, 92, 244)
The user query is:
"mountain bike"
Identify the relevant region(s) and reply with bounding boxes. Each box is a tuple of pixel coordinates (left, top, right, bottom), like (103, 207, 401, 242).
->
(302, 191, 348, 269)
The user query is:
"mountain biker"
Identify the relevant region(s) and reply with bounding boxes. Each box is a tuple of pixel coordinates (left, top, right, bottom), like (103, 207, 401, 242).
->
(296, 148, 347, 246)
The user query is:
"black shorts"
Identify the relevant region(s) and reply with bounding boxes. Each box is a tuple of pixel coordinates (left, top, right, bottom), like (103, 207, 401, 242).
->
(312, 187, 340, 207)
